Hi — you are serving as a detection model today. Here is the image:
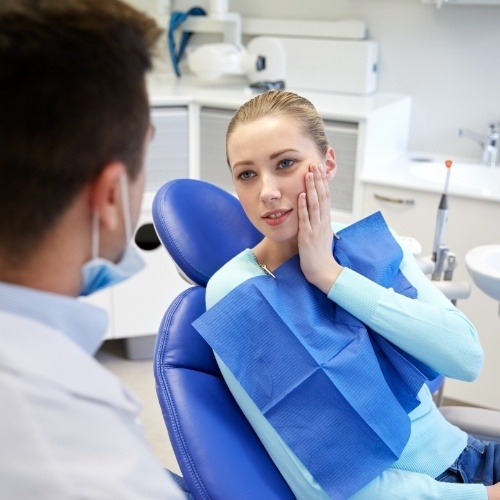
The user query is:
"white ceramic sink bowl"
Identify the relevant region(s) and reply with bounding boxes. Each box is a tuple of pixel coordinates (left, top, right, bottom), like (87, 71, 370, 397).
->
(465, 245, 500, 301)
(409, 160, 499, 193)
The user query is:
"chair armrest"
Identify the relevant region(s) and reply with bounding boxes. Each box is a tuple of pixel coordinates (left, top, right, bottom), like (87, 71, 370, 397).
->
(440, 406, 500, 442)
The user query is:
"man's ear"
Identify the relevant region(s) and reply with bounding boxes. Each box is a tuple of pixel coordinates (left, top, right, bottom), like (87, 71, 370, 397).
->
(90, 162, 126, 232)
(325, 147, 337, 181)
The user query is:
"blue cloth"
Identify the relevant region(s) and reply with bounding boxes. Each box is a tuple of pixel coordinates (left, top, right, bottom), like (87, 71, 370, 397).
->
(436, 435, 500, 485)
(193, 212, 438, 498)
(168, 7, 206, 77)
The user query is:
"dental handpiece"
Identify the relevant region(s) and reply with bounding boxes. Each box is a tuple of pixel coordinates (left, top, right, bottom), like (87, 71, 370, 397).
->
(432, 160, 452, 263)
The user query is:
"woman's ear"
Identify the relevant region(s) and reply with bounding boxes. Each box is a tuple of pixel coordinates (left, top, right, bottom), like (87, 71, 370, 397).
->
(325, 147, 337, 180)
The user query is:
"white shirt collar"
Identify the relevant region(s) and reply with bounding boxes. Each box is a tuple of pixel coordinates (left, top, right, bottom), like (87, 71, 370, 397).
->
(0, 282, 107, 355)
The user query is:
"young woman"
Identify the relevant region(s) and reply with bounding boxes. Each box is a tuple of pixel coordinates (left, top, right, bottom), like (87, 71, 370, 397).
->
(200, 91, 499, 499)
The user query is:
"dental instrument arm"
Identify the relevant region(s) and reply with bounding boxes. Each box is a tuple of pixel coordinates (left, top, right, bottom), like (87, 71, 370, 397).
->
(431, 160, 452, 280)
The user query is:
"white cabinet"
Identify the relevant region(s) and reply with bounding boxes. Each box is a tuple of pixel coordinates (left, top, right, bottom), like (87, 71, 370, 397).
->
(146, 106, 189, 192)
(362, 182, 500, 409)
(199, 108, 233, 193)
(325, 121, 358, 214)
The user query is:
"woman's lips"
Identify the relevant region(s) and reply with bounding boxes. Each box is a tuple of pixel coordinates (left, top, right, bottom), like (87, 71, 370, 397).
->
(262, 209, 292, 226)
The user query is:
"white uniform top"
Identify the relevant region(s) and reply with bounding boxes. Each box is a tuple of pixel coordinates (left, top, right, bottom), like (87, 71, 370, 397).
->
(0, 282, 184, 500)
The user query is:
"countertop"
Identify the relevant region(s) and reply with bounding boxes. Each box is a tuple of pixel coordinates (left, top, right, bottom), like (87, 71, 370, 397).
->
(146, 73, 410, 122)
(360, 152, 500, 203)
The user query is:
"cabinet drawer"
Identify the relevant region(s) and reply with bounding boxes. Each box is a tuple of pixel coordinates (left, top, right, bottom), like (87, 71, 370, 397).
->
(199, 108, 233, 192)
(325, 121, 358, 213)
(362, 184, 439, 250)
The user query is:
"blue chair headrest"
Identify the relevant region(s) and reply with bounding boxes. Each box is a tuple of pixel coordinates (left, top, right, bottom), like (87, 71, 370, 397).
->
(152, 179, 262, 287)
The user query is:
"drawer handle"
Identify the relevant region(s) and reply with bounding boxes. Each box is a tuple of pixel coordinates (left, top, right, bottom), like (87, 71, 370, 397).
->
(374, 193, 415, 205)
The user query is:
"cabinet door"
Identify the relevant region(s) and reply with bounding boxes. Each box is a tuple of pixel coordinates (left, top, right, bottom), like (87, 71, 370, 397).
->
(362, 182, 500, 409)
(362, 184, 437, 248)
(146, 107, 189, 192)
(199, 108, 359, 216)
(199, 107, 233, 192)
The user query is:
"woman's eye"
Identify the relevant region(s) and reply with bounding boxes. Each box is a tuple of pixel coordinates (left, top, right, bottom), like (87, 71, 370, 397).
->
(238, 170, 255, 180)
(278, 159, 294, 169)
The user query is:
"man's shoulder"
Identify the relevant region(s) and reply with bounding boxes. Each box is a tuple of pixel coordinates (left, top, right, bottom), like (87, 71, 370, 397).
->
(0, 310, 139, 413)
(0, 310, 61, 365)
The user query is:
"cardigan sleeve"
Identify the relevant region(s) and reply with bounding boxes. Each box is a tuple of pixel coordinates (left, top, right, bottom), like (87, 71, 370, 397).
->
(328, 230, 483, 381)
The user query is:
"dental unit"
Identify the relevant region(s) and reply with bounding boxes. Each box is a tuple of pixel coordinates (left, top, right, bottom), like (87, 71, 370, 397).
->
(169, 0, 286, 88)
(427, 160, 470, 305)
(431, 160, 452, 281)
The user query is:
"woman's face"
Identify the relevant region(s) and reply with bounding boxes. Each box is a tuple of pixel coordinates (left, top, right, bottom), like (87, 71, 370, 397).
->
(227, 116, 335, 245)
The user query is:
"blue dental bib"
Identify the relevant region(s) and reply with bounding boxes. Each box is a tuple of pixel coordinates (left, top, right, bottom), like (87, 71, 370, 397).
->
(193, 212, 437, 498)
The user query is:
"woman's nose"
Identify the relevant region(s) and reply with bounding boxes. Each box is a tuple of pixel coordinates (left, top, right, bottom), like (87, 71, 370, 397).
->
(259, 175, 280, 203)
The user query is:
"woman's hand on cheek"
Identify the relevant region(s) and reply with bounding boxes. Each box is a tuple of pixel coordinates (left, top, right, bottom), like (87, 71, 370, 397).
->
(297, 163, 343, 294)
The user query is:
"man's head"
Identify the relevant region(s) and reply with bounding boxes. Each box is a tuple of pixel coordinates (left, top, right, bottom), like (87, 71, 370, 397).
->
(0, 0, 161, 268)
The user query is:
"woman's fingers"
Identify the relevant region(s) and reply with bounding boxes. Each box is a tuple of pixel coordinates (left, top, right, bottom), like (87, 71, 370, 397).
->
(317, 163, 331, 220)
(306, 165, 321, 224)
(307, 163, 330, 225)
(297, 191, 311, 232)
(299, 163, 332, 238)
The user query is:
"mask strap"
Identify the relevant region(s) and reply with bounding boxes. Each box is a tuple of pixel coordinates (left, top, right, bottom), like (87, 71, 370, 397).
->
(120, 171, 133, 244)
(91, 210, 100, 260)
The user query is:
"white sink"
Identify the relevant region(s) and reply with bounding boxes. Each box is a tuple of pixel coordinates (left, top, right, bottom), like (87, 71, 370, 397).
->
(465, 245, 500, 301)
(409, 160, 500, 195)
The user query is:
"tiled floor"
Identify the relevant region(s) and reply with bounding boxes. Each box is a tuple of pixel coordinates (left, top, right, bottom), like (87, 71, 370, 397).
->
(95, 338, 181, 475)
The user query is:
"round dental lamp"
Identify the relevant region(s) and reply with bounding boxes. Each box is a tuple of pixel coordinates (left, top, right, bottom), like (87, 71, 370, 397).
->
(187, 36, 286, 88)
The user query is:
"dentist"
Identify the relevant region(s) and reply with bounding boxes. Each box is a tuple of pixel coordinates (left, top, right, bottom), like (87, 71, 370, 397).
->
(0, 0, 187, 498)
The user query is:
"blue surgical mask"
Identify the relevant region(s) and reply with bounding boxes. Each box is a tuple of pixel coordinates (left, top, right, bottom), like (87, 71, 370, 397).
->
(80, 173, 145, 296)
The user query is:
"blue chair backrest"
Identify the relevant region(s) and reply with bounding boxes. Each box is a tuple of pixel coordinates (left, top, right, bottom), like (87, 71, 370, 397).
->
(152, 179, 294, 499)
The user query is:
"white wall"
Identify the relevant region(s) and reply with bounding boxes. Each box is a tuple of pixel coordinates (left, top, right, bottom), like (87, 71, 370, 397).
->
(134, 0, 500, 161)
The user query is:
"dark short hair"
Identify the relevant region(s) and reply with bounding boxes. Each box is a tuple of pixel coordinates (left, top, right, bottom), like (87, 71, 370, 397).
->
(0, 0, 162, 263)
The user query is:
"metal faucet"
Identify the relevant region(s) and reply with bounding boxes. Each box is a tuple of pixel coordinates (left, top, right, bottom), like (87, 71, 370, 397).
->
(458, 121, 500, 168)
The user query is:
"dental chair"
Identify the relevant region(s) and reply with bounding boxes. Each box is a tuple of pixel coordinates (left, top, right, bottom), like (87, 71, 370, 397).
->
(152, 179, 293, 499)
(152, 179, 500, 499)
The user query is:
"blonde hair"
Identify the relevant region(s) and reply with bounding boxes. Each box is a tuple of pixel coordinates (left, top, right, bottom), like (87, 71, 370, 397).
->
(226, 90, 329, 165)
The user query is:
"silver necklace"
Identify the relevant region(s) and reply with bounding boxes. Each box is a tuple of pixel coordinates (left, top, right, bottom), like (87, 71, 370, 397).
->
(252, 253, 276, 279)
(252, 233, 340, 280)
